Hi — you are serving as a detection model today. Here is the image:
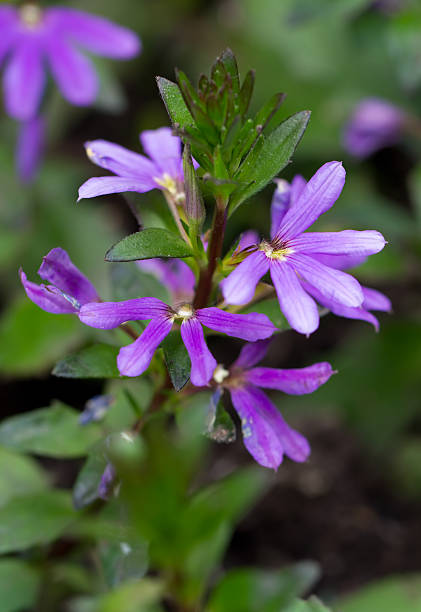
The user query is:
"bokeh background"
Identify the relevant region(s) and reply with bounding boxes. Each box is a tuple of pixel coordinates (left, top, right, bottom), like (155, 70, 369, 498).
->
(2, 0, 421, 609)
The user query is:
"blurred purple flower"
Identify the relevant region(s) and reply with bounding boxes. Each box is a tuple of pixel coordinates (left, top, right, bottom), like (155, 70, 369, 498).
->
(137, 258, 196, 303)
(98, 463, 117, 500)
(79, 299, 276, 386)
(20, 247, 99, 313)
(0, 4, 140, 120)
(221, 162, 386, 336)
(211, 340, 334, 469)
(78, 127, 194, 202)
(16, 115, 45, 183)
(343, 98, 405, 158)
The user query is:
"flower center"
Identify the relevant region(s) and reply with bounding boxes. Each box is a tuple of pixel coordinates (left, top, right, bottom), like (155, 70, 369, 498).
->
(213, 364, 230, 384)
(154, 173, 184, 202)
(259, 239, 292, 261)
(20, 3, 43, 28)
(174, 303, 194, 320)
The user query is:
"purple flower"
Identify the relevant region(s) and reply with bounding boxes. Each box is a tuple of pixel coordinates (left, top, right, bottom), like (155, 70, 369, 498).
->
(211, 340, 334, 469)
(343, 98, 405, 158)
(20, 247, 99, 313)
(0, 4, 140, 120)
(16, 115, 45, 183)
(79, 299, 276, 386)
(137, 258, 196, 303)
(98, 463, 117, 500)
(220, 162, 386, 336)
(78, 127, 190, 202)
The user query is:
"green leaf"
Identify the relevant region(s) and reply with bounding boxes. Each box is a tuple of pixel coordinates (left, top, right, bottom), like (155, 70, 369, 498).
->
(96, 578, 164, 612)
(207, 563, 320, 612)
(205, 391, 236, 443)
(0, 446, 47, 508)
(0, 490, 75, 554)
(162, 331, 191, 391)
(242, 298, 290, 331)
(0, 402, 101, 458)
(219, 48, 240, 95)
(99, 538, 149, 588)
(73, 445, 108, 510)
(0, 559, 41, 612)
(230, 110, 311, 213)
(336, 573, 421, 612)
(105, 229, 193, 262)
(239, 70, 255, 117)
(183, 144, 205, 231)
(53, 344, 121, 379)
(156, 76, 194, 128)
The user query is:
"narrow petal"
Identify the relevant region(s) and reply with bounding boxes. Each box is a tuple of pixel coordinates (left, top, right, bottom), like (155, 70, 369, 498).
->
(197, 307, 276, 341)
(117, 316, 172, 377)
(38, 248, 98, 305)
(180, 318, 217, 387)
(270, 179, 291, 238)
(46, 38, 98, 106)
(79, 298, 169, 329)
(290, 230, 386, 256)
(270, 261, 319, 335)
(49, 8, 140, 59)
(277, 161, 346, 239)
(246, 362, 334, 394)
(289, 174, 307, 205)
(232, 339, 271, 369)
(0, 14, 18, 66)
(291, 253, 364, 307)
(4, 39, 44, 120)
(362, 287, 392, 312)
(140, 127, 181, 178)
(16, 115, 45, 183)
(236, 230, 260, 252)
(220, 250, 269, 305)
(20, 269, 76, 314)
(311, 253, 367, 270)
(230, 386, 310, 469)
(78, 176, 154, 200)
(84, 140, 157, 183)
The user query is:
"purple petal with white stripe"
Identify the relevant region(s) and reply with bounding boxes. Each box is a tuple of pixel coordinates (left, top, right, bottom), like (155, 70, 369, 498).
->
(246, 362, 334, 394)
(16, 115, 45, 183)
(290, 230, 386, 256)
(270, 260, 319, 335)
(79, 298, 169, 329)
(38, 248, 98, 305)
(3, 39, 44, 120)
(232, 339, 271, 369)
(117, 316, 172, 377)
(180, 317, 217, 386)
(290, 253, 363, 307)
(197, 307, 276, 341)
(78, 176, 156, 200)
(140, 127, 181, 178)
(20, 269, 76, 314)
(230, 385, 310, 469)
(84, 140, 157, 181)
(277, 161, 346, 240)
(221, 250, 269, 305)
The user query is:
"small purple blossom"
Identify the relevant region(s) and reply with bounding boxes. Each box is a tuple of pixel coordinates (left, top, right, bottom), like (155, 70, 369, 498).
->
(16, 115, 45, 183)
(20, 247, 99, 313)
(211, 340, 334, 469)
(0, 4, 140, 120)
(221, 162, 386, 336)
(343, 98, 405, 158)
(79, 299, 276, 386)
(98, 463, 117, 500)
(78, 127, 193, 202)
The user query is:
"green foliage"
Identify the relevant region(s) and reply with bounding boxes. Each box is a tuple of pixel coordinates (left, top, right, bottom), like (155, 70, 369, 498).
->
(73, 444, 109, 510)
(162, 331, 191, 390)
(105, 229, 193, 262)
(0, 559, 41, 612)
(0, 446, 47, 507)
(53, 344, 121, 379)
(336, 574, 421, 612)
(287, 597, 332, 612)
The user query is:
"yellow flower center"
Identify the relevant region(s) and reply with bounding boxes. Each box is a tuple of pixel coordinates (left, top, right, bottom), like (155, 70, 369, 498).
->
(174, 303, 194, 320)
(20, 3, 43, 28)
(259, 240, 292, 261)
(154, 172, 183, 199)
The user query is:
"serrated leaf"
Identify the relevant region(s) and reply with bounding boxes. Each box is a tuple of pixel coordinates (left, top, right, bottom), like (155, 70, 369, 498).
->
(162, 331, 190, 391)
(106, 229, 193, 262)
(156, 76, 194, 128)
(53, 344, 121, 379)
(0, 559, 41, 612)
(230, 110, 311, 213)
(0, 490, 75, 554)
(0, 402, 101, 458)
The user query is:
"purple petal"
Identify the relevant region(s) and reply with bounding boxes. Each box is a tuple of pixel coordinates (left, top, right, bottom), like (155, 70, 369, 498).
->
(140, 127, 182, 178)
(246, 362, 334, 394)
(290, 230, 386, 256)
(277, 162, 346, 240)
(230, 385, 310, 469)
(79, 298, 170, 329)
(46, 38, 98, 106)
(197, 307, 276, 341)
(289, 174, 307, 204)
(270, 179, 291, 238)
(49, 8, 140, 59)
(84, 140, 157, 182)
(98, 464, 116, 500)
(311, 253, 368, 270)
(362, 286, 392, 312)
(20, 269, 76, 314)
(3, 39, 44, 120)
(16, 115, 45, 183)
(290, 253, 363, 307)
(270, 261, 319, 335)
(221, 250, 269, 305)
(0, 15, 17, 66)
(137, 259, 195, 302)
(38, 248, 98, 305)
(236, 230, 260, 252)
(117, 316, 172, 377)
(232, 340, 271, 369)
(78, 176, 155, 200)
(180, 317, 217, 386)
